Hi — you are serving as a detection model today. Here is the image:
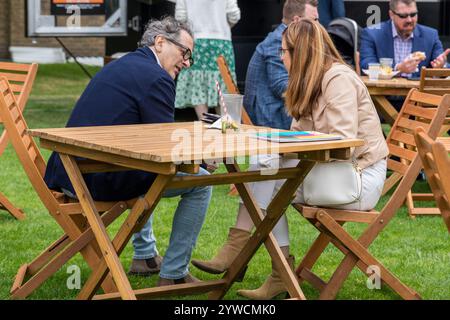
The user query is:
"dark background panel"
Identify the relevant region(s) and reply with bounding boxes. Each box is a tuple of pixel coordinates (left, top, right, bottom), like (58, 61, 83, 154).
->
(344, 1, 446, 34)
(106, 0, 450, 91)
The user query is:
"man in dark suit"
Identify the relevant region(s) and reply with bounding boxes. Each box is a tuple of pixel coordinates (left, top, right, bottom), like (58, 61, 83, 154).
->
(360, 0, 449, 78)
(44, 17, 212, 286)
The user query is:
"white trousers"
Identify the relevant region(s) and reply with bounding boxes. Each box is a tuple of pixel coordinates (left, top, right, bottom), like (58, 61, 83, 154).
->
(241, 155, 387, 246)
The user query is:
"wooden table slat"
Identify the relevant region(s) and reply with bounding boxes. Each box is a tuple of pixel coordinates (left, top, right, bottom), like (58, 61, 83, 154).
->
(29, 123, 364, 163)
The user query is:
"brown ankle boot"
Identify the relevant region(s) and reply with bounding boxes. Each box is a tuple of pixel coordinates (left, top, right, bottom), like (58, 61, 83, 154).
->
(157, 273, 201, 287)
(237, 255, 295, 300)
(128, 255, 163, 277)
(192, 227, 251, 274)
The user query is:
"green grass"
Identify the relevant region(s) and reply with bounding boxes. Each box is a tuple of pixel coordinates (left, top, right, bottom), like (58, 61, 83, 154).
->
(0, 64, 449, 300)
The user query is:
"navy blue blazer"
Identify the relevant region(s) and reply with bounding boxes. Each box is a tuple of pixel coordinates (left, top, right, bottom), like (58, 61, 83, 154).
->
(44, 47, 176, 201)
(360, 20, 444, 78)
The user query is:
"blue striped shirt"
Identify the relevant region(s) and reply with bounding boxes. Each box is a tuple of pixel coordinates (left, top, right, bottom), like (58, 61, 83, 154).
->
(392, 21, 414, 77)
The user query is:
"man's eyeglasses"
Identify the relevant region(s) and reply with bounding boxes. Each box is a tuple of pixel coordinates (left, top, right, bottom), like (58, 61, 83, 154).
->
(392, 11, 418, 19)
(279, 48, 289, 58)
(165, 37, 194, 66)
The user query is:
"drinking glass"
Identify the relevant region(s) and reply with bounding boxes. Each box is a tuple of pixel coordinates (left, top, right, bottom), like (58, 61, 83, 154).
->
(221, 94, 243, 129)
(368, 63, 381, 81)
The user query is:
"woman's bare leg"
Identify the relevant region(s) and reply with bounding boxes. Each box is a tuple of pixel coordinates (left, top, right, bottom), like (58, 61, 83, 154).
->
(194, 104, 208, 120)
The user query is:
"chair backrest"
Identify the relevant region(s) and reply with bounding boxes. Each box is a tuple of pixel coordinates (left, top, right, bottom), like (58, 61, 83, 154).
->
(216, 55, 253, 125)
(217, 55, 239, 94)
(0, 62, 38, 111)
(419, 67, 450, 96)
(418, 67, 450, 135)
(359, 91, 449, 245)
(414, 127, 450, 233)
(0, 77, 61, 214)
(383, 89, 450, 195)
(0, 62, 38, 156)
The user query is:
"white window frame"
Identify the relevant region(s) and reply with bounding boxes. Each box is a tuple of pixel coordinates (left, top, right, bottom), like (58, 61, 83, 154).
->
(27, 0, 127, 37)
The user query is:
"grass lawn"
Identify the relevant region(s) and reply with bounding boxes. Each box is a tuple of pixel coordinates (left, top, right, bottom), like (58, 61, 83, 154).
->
(0, 64, 449, 300)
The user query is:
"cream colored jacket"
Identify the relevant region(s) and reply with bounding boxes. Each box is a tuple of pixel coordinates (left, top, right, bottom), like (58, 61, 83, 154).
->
(291, 63, 389, 169)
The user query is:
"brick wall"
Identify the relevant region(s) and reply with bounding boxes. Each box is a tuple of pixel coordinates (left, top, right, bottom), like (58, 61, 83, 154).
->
(6, 0, 105, 59)
(0, 0, 10, 59)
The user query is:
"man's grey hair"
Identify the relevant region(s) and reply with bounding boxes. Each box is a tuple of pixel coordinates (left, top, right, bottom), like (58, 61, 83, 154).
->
(389, 0, 416, 11)
(139, 16, 193, 47)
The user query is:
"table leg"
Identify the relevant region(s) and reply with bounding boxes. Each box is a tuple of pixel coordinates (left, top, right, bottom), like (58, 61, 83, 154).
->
(209, 160, 315, 300)
(60, 154, 136, 300)
(76, 172, 174, 300)
(372, 96, 399, 125)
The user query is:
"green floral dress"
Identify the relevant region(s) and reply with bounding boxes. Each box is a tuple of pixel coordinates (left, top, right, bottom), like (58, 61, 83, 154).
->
(175, 38, 237, 109)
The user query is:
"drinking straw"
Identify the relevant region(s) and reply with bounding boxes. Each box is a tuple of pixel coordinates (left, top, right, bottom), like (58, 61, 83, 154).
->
(216, 80, 227, 117)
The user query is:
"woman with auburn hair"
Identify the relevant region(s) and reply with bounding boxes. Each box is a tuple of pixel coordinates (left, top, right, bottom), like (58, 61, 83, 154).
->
(194, 19, 389, 300)
(237, 19, 389, 300)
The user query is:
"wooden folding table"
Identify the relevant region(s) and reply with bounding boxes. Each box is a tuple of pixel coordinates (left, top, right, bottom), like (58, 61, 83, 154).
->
(28, 122, 363, 300)
(361, 76, 420, 125)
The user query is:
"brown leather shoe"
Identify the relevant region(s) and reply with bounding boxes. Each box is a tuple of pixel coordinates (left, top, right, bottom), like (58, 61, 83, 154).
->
(157, 273, 201, 287)
(128, 255, 163, 277)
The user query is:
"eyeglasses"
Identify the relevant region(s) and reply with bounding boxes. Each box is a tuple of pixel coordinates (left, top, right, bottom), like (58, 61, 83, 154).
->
(392, 11, 418, 19)
(279, 48, 290, 58)
(165, 37, 194, 66)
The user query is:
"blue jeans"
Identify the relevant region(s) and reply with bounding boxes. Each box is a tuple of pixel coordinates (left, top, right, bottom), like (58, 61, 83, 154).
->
(132, 167, 212, 279)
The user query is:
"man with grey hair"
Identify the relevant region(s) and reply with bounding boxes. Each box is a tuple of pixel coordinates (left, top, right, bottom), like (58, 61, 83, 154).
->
(44, 16, 212, 286)
(360, 0, 449, 79)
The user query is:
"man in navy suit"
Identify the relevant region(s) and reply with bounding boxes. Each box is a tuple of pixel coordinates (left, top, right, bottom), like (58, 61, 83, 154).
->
(44, 17, 212, 286)
(360, 0, 449, 78)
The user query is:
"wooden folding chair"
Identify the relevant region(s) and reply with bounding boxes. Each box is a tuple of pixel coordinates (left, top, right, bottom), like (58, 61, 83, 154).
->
(0, 62, 38, 220)
(414, 127, 450, 233)
(419, 67, 450, 96)
(405, 68, 450, 217)
(0, 77, 134, 299)
(292, 89, 449, 299)
(418, 67, 450, 136)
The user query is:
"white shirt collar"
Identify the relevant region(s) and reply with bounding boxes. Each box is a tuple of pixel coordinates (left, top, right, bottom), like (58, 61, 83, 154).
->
(149, 46, 162, 67)
(391, 20, 414, 40)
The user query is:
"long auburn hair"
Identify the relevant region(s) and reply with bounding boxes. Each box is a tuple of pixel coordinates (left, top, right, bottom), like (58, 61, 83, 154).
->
(283, 19, 346, 120)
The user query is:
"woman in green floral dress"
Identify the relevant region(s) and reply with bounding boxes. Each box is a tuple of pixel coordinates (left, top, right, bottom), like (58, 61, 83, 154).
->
(174, 0, 241, 119)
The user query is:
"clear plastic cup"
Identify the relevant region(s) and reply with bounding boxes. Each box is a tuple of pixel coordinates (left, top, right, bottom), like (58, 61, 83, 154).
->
(368, 63, 381, 81)
(379, 58, 393, 75)
(221, 94, 243, 128)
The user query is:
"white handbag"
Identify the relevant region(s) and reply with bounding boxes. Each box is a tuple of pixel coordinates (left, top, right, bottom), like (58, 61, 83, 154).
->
(303, 161, 362, 206)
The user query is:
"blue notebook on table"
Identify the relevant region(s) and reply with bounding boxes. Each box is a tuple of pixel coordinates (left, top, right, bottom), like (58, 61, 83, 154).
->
(255, 131, 343, 143)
